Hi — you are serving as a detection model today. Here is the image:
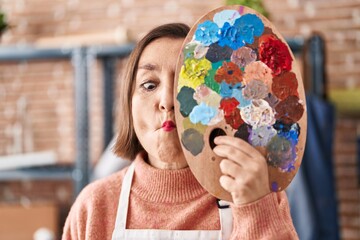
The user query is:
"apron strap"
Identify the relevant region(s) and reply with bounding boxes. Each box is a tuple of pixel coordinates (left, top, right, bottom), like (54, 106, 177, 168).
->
(217, 200, 233, 240)
(113, 163, 135, 235)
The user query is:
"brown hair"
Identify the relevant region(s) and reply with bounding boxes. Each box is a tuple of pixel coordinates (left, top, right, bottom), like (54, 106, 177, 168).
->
(113, 23, 190, 160)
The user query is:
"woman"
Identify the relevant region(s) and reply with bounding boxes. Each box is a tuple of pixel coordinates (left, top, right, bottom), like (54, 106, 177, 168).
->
(62, 23, 298, 240)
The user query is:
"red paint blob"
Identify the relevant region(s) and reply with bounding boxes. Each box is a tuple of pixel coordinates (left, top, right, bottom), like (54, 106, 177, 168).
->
(220, 98, 243, 129)
(258, 34, 293, 76)
(275, 95, 304, 124)
(214, 61, 243, 84)
(220, 97, 240, 116)
(224, 108, 244, 129)
(272, 71, 299, 100)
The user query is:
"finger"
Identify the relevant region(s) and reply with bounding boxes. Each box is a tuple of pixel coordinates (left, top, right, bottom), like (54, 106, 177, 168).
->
(219, 175, 238, 193)
(214, 136, 262, 158)
(213, 145, 253, 166)
(220, 161, 254, 187)
(219, 159, 242, 179)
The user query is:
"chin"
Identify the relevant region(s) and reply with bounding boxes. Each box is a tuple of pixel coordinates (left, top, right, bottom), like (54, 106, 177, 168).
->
(146, 131, 184, 163)
(157, 141, 185, 163)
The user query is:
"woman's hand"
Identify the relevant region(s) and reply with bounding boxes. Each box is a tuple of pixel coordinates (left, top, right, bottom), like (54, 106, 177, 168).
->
(213, 135, 270, 206)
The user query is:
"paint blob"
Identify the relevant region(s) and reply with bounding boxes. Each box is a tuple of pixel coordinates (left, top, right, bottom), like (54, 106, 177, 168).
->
(249, 125, 277, 146)
(271, 182, 279, 191)
(272, 71, 298, 100)
(189, 102, 217, 125)
(178, 57, 212, 91)
(275, 95, 304, 124)
(258, 34, 293, 76)
(243, 79, 269, 100)
(234, 123, 251, 141)
(243, 61, 273, 88)
(181, 128, 205, 156)
(205, 43, 233, 63)
(194, 44, 209, 59)
(240, 99, 276, 128)
(266, 135, 296, 172)
(213, 9, 241, 28)
(231, 46, 257, 68)
(195, 20, 220, 46)
(224, 108, 244, 130)
(214, 61, 243, 84)
(177, 86, 198, 117)
(182, 117, 207, 134)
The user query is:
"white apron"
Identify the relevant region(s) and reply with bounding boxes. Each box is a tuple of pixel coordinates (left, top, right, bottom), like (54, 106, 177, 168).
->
(112, 163, 233, 240)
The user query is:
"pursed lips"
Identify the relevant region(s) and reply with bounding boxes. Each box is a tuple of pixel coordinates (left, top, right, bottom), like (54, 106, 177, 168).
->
(162, 120, 176, 131)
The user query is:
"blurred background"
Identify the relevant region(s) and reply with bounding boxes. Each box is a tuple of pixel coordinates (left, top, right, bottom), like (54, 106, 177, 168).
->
(0, 0, 359, 239)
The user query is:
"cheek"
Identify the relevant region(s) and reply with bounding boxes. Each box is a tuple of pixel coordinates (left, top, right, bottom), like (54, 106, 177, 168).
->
(131, 96, 153, 132)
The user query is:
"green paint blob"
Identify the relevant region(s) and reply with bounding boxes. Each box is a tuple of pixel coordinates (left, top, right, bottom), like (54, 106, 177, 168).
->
(177, 86, 198, 117)
(181, 128, 204, 156)
(204, 61, 223, 93)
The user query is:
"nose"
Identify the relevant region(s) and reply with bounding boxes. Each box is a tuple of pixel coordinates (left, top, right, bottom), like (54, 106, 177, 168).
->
(159, 78, 174, 112)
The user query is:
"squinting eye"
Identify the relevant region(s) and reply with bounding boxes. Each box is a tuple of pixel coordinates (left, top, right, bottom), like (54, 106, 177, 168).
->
(141, 82, 157, 91)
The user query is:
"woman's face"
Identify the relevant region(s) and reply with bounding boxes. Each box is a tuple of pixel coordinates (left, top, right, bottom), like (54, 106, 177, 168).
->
(132, 37, 187, 169)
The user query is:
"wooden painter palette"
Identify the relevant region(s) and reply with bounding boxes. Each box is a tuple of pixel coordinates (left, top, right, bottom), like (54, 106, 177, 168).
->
(174, 5, 307, 202)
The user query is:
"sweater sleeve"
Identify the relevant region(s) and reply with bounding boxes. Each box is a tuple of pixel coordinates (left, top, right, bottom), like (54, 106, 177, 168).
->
(229, 191, 299, 240)
(61, 170, 125, 240)
(61, 188, 90, 240)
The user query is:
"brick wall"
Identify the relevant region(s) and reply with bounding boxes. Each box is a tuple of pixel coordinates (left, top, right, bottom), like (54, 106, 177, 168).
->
(334, 118, 360, 239)
(0, 0, 359, 238)
(0, 60, 75, 162)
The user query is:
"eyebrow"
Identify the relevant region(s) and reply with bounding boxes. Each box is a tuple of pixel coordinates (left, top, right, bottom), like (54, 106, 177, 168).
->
(138, 63, 158, 71)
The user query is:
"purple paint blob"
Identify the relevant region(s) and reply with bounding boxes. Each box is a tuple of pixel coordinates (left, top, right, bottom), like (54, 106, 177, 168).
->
(271, 182, 279, 191)
(249, 125, 277, 147)
(239, 6, 244, 14)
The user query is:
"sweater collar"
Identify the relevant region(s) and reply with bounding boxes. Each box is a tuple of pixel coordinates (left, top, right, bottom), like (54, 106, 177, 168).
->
(131, 152, 207, 203)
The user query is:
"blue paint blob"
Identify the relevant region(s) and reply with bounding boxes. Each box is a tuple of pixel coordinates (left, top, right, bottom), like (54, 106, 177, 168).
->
(231, 88, 251, 107)
(233, 82, 242, 89)
(273, 120, 293, 132)
(213, 9, 241, 28)
(177, 86, 198, 117)
(219, 81, 233, 98)
(218, 13, 264, 50)
(195, 20, 220, 46)
(189, 102, 217, 125)
(220, 81, 244, 98)
(274, 121, 300, 145)
(235, 14, 264, 44)
(218, 22, 245, 50)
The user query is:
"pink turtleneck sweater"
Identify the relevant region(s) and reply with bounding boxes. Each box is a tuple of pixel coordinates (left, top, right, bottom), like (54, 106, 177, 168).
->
(62, 153, 298, 239)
